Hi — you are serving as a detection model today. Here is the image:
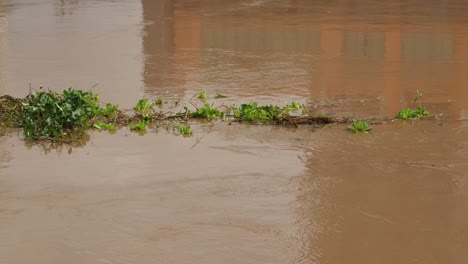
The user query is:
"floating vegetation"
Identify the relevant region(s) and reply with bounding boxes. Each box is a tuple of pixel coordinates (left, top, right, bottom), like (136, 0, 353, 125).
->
(154, 98, 163, 105)
(129, 120, 148, 131)
(347, 121, 372, 133)
(21, 88, 119, 141)
(396, 90, 429, 120)
(176, 125, 191, 136)
(198, 91, 208, 100)
(134, 99, 154, 111)
(233, 103, 283, 122)
(289, 101, 302, 110)
(93, 121, 117, 131)
(191, 103, 223, 120)
(396, 106, 429, 120)
(0, 88, 441, 144)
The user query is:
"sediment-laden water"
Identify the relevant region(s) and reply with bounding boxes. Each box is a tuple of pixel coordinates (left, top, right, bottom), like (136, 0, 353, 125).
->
(1, 1, 468, 263)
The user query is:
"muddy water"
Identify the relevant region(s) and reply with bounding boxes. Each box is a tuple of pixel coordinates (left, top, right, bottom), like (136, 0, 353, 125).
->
(1, 122, 468, 264)
(1, 0, 468, 263)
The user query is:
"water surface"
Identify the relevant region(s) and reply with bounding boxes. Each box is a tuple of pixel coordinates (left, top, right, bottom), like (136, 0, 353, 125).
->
(1, 1, 468, 263)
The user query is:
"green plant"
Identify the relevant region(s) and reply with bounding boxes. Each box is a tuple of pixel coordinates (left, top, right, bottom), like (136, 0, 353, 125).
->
(290, 101, 302, 109)
(347, 121, 372, 133)
(154, 98, 163, 105)
(129, 120, 148, 131)
(134, 99, 153, 111)
(396, 106, 429, 120)
(134, 99, 155, 120)
(280, 102, 303, 115)
(198, 91, 208, 100)
(1, 89, 344, 144)
(176, 125, 191, 136)
(192, 103, 222, 119)
(93, 121, 116, 131)
(234, 102, 282, 122)
(96, 103, 118, 117)
(396, 91, 429, 120)
(21, 88, 105, 141)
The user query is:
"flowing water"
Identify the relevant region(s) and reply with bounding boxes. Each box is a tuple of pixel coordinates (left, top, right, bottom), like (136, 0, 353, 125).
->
(1, 1, 468, 263)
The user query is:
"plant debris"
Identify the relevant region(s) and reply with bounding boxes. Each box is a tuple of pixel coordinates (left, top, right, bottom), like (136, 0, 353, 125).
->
(0, 89, 439, 143)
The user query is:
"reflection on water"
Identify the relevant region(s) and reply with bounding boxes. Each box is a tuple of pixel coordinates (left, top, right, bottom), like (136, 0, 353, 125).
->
(0, 126, 305, 264)
(54, 0, 79, 17)
(1, 0, 468, 117)
(295, 122, 468, 263)
(0, 4, 7, 95)
(3, 0, 143, 107)
(1, 122, 468, 263)
(141, 0, 468, 119)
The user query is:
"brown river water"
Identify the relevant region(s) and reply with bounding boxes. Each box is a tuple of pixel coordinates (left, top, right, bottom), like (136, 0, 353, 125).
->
(1, 1, 468, 263)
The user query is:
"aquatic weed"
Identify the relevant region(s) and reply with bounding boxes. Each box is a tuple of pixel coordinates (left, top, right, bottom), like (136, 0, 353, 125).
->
(134, 99, 154, 111)
(96, 103, 118, 117)
(176, 125, 191, 136)
(191, 103, 222, 119)
(396, 106, 429, 120)
(198, 91, 208, 100)
(154, 98, 163, 105)
(234, 102, 283, 122)
(129, 120, 148, 131)
(134, 99, 155, 121)
(396, 90, 429, 120)
(347, 121, 372, 133)
(93, 121, 116, 131)
(289, 101, 302, 109)
(21, 88, 107, 141)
